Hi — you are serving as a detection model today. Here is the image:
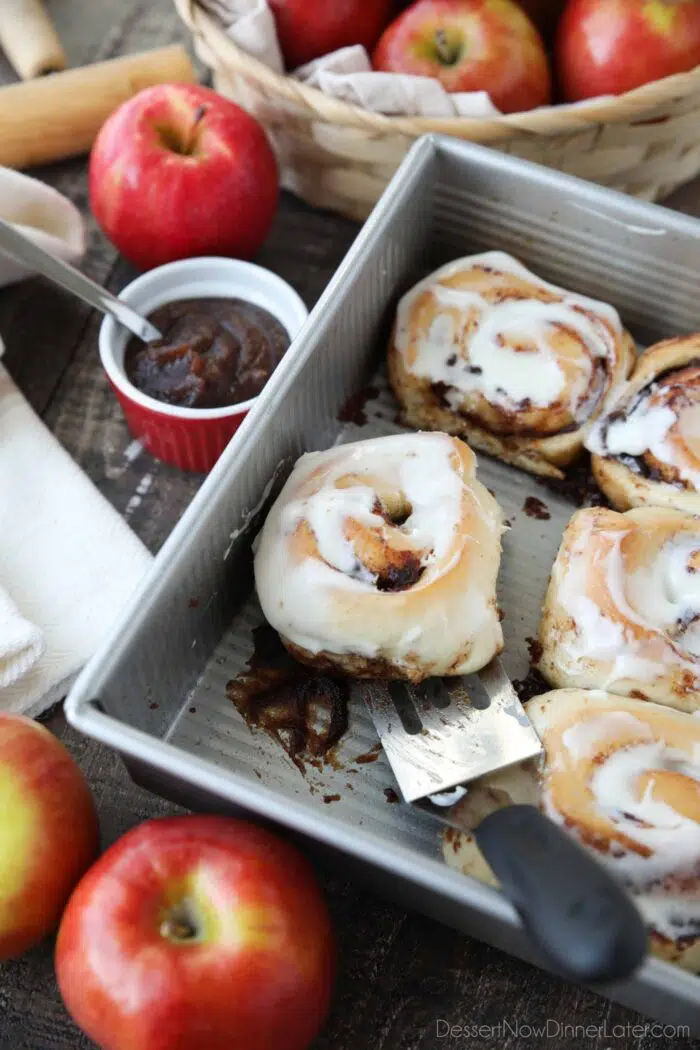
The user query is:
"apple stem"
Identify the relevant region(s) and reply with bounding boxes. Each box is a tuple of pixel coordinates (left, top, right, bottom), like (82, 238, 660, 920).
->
(183, 105, 207, 156)
(434, 29, 461, 67)
(160, 900, 200, 943)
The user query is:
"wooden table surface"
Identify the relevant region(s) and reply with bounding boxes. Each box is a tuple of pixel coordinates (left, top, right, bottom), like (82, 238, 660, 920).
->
(1, 2, 700, 1048)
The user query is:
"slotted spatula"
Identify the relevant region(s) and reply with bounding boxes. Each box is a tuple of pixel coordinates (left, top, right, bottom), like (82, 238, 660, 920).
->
(363, 657, 648, 983)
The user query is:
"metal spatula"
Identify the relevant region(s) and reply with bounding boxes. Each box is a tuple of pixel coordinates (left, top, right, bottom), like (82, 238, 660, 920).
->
(364, 658, 648, 984)
(364, 658, 542, 803)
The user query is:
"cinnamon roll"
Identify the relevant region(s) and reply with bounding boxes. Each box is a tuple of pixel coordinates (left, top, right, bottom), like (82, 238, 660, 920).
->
(444, 689, 700, 972)
(388, 252, 636, 480)
(587, 335, 700, 513)
(539, 506, 700, 713)
(254, 433, 504, 681)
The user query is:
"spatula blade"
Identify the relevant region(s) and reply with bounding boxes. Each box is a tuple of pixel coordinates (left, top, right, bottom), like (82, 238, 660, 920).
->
(363, 658, 542, 804)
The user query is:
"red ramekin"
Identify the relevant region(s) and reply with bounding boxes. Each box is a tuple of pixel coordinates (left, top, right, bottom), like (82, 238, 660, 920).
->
(99, 256, 309, 473)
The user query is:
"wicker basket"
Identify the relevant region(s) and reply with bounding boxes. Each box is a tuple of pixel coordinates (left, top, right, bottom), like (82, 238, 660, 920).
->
(174, 0, 700, 221)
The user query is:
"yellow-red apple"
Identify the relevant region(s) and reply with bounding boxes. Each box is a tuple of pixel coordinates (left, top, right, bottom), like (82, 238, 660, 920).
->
(0, 714, 99, 960)
(372, 0, 552, 113)
(89, 84, 279, 272)
(55, 815, 335, 1050)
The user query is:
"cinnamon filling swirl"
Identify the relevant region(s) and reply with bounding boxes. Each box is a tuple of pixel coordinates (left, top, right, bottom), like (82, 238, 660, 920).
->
(443, 688, 700, 969)
(253, 433, 504, 682)
(389, 252, 635, 480)
(589, 362, 700, 491)
(401, 255, 620, 434)
(528, 690, 700, 949)
(539, 506, 700, 713)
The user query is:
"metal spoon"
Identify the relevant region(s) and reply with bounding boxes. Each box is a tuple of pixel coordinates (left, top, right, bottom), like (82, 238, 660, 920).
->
(0, 216, 161, 343)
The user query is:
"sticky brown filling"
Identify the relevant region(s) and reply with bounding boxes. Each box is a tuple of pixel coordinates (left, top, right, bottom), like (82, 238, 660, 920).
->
(600, 362, 700, 488)
(370, 498, 426, 592)
(227, 626, 348, 773)
(430, 361, 606, 438)
(375, 553, 424, 592)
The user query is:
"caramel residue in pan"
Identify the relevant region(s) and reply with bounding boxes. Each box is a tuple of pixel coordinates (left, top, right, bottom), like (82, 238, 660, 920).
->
(227, 626, 349, 774)
(513, 666, 550, 703)
(354, 742, 382, 765)
(337, 385, 379, 426)
(526, 637, 543, 664)
(512, 638, 548, 702)
(523, 496, 551, 521)
(541, 457, 610, 509)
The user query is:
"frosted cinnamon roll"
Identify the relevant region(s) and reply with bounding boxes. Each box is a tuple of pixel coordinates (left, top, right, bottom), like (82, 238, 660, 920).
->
(254, 433, 504, 681)
(444, 689, 700, 972)
(539, 506, 700, 713)
(388, 252, 635, 480)
(587, 335, 700, 513)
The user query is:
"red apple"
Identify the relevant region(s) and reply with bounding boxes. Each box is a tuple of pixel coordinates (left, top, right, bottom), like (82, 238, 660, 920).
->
(558, 0, 700, 102)
(372, 0, 552, 114)
(89, 84, 279, 272)
(56, 815, 335, 1050)
(0, 714, 98, 960)
(269, 0, 393, 69)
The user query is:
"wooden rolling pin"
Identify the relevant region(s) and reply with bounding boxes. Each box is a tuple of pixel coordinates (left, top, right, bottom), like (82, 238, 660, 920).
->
(0, 45, 195, 169)
(0, 0, 67, 79)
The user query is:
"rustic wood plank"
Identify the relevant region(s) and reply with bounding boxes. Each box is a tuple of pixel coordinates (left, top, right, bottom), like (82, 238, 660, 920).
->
(0, 0, 188, 418)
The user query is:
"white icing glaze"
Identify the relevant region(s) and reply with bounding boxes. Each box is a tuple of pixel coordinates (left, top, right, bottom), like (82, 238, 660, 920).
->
(552, 518, 700, 687)
(395, 251, 624, 418)
(561, 711, 651, 760)
(636, 895, 700, 942)
(536, 697, 700, 945)
(548, 717, 700, 885)
(429, 785, 468, 807)
(626, 534, 700, 651)
(553, 531, 662, 685)
(590, 741, 700, 882)
(586, 384, 700, 491)
(586, 399, 676, 457)
(254, 433, 503, 673)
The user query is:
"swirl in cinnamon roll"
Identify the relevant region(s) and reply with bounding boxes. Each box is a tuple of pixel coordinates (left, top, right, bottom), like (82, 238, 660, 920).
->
(253, 433, 504, 681)
(388, 252, 635, 479)
(586, 335, 700, 513)
(443, 689, 700, 972)
(538, 506, 700, 713)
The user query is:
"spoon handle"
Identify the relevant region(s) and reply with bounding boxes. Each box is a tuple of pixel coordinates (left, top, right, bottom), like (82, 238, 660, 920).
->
(0, 216, 161, 342)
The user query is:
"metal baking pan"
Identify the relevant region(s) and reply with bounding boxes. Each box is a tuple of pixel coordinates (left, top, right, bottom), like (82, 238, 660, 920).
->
(66, 135, 700, 1029)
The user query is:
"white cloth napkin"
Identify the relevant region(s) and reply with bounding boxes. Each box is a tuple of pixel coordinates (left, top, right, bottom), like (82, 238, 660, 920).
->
(0, 166, 86, 289)
(0, 356, 152, 716)
(0, 586, 44, 689)
(199, 0, 502, 117)
(295, 45, 501, 117)
(201, 0, 284, 72)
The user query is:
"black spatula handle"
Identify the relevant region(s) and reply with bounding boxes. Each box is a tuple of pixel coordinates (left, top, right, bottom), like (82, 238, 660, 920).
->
(475, 804, 647, 983)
